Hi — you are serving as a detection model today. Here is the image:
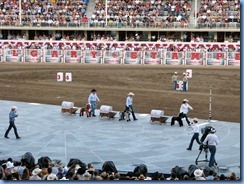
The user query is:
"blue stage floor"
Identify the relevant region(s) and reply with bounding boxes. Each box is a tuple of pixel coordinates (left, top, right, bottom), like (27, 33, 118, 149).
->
(0, 100, 240, 177)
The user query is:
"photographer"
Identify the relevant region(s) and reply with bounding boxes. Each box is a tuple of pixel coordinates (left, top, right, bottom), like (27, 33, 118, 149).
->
(202, 127, 219, 168)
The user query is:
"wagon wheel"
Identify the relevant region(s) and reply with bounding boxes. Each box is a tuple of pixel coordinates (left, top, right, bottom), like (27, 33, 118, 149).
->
(150, 120, 155, 125)
(61, 109, 70, 115)
(99, 114, 104, 120)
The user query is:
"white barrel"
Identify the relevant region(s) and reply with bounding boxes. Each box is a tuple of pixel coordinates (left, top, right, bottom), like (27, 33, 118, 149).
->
(100, 105, 113, 113)
(150, 109, 164, 118)
(57, 72, 64, 82)
(65, 72, 72, 82)
(186, 69, 192, 78)
(61, 101, 74, 109)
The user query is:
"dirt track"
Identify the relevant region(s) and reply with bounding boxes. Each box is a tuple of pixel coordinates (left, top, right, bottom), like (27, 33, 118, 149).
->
(0, 62, 240, 123)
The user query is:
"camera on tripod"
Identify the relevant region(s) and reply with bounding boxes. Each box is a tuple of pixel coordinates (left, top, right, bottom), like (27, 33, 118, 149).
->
(199, 126, 212, 150)
(195, 126, 214, 165)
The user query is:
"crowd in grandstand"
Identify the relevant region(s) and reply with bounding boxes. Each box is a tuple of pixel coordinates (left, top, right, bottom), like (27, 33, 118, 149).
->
(0, 157, 240, 180)
(0, 0, 240, 29)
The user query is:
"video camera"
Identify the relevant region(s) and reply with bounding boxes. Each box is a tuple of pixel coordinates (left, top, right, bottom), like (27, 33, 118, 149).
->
(199, 126, 213, 151)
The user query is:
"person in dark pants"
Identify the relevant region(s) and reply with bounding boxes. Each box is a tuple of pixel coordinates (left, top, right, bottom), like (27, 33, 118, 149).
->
(88, 89, 100, 117)
(4, 106, 21, 139)
(125, 92, 138, 121)
(203, 127, 219, 168)
(182, 73, 188, 92)
(186, 118, 201, 150)
(172, 72, 178, 91)
(179, 99, 193, 126)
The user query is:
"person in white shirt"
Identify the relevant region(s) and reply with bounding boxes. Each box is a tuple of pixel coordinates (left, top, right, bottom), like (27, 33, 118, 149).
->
(186, 118, 201, 150)
(182, 73, 188, 92)
(203, 127, 219, 167)
(125, 92, 137, 121)
(88, 89, 100, 117)
(179, 99, 193, 125)
(172, 72, 178, 90)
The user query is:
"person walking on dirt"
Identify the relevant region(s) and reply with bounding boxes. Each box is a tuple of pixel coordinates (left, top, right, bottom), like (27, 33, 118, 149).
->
(172, 72, 178, 91)
(202, 127, 219, 168)
(88, 89, 100, 117)
(4, 106, 21, 139)
(179, 99, 193, 126)
(186, 118, 201, 150)
(125, 92, 138, 121)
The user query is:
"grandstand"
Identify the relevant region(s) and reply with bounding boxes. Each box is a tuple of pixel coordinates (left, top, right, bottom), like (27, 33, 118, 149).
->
(0, 0, 240, 42)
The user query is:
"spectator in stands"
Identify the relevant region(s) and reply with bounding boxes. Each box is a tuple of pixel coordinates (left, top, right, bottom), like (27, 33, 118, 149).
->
(194, 169, 206, 180)
(29, 168, 42, 180)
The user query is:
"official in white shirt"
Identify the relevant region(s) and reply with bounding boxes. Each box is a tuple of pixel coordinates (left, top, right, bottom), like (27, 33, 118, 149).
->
(125, 92, 137, 121)
(186, 118, 201, 150)
(179, 99, 193, 125)
(88, 89, 100, 117)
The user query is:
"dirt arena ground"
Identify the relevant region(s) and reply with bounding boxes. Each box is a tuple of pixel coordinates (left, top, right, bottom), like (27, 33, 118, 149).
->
(0, 62, 240, 123)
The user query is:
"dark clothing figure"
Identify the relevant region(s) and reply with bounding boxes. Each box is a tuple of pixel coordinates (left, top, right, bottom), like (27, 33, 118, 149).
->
(4, 106, 21, 139)
(171, 113, 183, 126)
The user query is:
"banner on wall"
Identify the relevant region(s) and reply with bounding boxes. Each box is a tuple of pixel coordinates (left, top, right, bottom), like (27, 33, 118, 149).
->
(144, 51, 161, 64)
(25, 49, 42, 62)
(64, 50, 82, 63)
(124, 51, 142, 64)
(45, 50, 63, 63)
(227, 52, 240, 66)
(185, 51, 205, 65)
(206, 52, 225, 66)
(5, 49, 23, 62)
(176, 80, 188, 91)
(84, 50, 102, 64)
(165, 51, 184, 65)
(103, 50, 122, 64)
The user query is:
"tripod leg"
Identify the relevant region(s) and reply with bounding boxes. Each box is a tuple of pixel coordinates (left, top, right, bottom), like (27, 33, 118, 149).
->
(195, 149, 203, 165)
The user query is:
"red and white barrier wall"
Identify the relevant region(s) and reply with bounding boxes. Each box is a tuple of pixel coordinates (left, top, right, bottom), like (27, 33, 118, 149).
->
(0, 41, 240, 66)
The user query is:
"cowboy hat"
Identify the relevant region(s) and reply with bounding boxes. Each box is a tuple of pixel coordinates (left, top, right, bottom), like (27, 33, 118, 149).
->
(91, 89, 96, 92)
(11, 167, 19, 174)
(183, 72, 186, 75)
(11, 106, 17, 109)
(32, 168, 42, 175)
(183, 99, 189, 102)
(128, 92, 134, 96)
(194, 169, 203, 177)
(174, 72, 178, 74)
